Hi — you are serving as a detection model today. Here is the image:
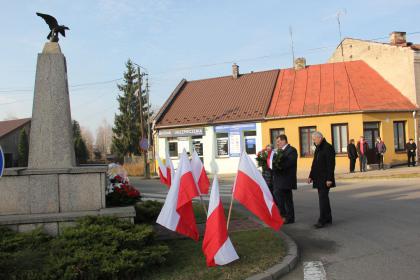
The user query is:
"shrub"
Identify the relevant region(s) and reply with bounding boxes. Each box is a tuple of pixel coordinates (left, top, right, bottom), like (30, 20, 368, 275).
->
(0, 217, 169, 280)
(135, 200, 163, 224)
(0, 227, 51, 279)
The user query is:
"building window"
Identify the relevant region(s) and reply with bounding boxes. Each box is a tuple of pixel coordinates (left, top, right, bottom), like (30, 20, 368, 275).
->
(299, 126, 316, 157)
(168, 138, 178, 158)
(216, 133, 229, 157)
(244, 130, 257, 155)
(270, 128, 285, 146)
(393, 121, 406, 151)
(192, 136, 203, 157)
(331, 124, 348, 154)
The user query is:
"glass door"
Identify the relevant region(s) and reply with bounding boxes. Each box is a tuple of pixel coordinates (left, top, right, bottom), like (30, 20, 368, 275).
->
(363, 122, 380, 164)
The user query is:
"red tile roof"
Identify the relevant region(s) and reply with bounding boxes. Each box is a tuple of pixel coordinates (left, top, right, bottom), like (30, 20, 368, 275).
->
(155, 70, 279, 128)
(267, 60, 417, 118)
(0, 118, 31, 138)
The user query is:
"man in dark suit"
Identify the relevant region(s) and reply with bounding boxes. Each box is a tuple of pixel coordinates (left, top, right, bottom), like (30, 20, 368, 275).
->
(308, 131, 336, 229)
(272, 134, 298, 224)
(406, 139, 417, 167)
(347, 139, 358, 173)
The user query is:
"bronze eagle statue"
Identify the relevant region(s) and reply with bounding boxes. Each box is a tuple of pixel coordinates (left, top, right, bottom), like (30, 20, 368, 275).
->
(36, 12, 69, 42)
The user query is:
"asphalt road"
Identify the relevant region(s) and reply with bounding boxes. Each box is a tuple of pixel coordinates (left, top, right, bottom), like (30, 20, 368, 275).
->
(131, 176, 420, 280)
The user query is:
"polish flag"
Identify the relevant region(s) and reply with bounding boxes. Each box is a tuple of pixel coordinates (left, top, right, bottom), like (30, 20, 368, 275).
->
(267, 149, 275, 170)
(156, 150, 200, 241)
(202, 176, 239, 266)
(157, 156, 169, 186)
(156, 150, 174, 188)
(233, 151, 283, 231)
(191, 150, 210, 194)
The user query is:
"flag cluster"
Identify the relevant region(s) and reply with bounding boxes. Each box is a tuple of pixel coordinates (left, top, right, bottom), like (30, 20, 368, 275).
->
(156, 149, 283, 267)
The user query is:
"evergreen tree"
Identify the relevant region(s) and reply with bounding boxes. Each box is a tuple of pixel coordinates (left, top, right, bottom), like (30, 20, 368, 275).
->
(72, 120, 88, 164)
(112, 59, 143, 159)
(17, 129, 29, 167)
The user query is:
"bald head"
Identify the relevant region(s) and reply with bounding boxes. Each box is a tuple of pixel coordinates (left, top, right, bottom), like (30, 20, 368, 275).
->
(312, 131, 324, 146)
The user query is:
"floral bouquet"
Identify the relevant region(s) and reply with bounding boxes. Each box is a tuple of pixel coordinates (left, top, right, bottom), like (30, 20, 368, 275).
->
(106, 163, 141, 206)
(256, 149, 269, 170)
(272, 149, 284, 171)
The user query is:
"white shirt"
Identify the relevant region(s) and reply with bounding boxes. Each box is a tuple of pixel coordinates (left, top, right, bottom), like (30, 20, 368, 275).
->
(281, 144, 289, 151)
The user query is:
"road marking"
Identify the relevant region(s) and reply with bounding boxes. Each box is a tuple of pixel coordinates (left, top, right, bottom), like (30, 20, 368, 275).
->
(304, 261, 327, 280)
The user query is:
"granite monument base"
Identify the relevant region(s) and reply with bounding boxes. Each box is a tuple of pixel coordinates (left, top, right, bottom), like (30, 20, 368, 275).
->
(0, 167, 135, 235)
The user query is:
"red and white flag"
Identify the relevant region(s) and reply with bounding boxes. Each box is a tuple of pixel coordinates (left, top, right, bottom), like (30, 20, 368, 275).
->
(156, 150, 200, 241)
(202, 176, 239, 267)
(233, 151, 283, 230)
(267, 149, 275, 170)
(157, 150, 174, 188)
(191, 150, 210, 194)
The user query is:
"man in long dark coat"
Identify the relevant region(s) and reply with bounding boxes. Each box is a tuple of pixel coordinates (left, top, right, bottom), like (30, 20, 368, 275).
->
(308, 131, 336, 228)
(347, 139, 358, 173)
(272, 134, 298, 224)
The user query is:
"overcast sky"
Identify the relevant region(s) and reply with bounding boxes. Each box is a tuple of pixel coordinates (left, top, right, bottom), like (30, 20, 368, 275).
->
(1, 0, 420, 136)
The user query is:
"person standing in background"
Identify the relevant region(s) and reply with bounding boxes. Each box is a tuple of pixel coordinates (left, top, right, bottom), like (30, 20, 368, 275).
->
(357, 136, 369, 172)
(375, 137, 387, 170)
(347, 139, 358, 173)
(406, 139, 417, 167)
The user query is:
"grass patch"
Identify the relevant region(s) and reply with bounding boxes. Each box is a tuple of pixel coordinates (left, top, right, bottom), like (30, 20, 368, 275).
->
(193, 203, 247, 224)
(136, 201, 247, 225)
(143, 228, 285, 280)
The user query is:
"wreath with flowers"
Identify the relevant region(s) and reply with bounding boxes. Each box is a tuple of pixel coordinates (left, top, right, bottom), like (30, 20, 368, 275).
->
(106, 163, 141, 206)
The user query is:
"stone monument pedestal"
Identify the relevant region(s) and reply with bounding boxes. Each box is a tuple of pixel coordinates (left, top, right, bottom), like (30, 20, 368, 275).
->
(0, 43, 135, 235)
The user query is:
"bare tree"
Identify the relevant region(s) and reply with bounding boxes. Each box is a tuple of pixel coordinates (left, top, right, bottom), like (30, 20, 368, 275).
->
(81, 126, 94, 160)
(96, 118, 113, 159)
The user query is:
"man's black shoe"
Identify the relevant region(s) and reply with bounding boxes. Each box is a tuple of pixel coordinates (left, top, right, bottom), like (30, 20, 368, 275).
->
(314, 222, 326, 229)
(284, 219, 295, 224)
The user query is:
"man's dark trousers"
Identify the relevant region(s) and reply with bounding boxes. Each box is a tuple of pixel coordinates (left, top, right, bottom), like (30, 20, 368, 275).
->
(408, 152, 416, 166)
(318, 187, 332, 224)
(277, 189, 294, 222)
(350, 158, 356, 172)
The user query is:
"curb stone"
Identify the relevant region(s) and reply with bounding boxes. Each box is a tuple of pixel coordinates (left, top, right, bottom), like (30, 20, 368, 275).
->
(245, 231, 299, 280)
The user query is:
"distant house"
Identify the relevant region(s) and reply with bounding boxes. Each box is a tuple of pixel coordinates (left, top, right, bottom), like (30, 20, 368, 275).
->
(154, 64, 278, 174)
(0, 118, 31, 167)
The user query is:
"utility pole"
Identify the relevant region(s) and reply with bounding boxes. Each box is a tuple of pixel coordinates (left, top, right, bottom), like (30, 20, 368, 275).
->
(145, 77, 152, 171)
(136, 66, 150, 178)
(289, 26, 295, 68)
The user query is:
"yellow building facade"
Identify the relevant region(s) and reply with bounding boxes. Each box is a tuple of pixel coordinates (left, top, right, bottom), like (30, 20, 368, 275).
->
(262, 112, 415, 173)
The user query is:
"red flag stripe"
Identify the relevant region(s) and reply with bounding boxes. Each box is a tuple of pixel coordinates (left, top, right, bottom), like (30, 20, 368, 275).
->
(202, 200, 228, 266)
(177, 171, 200, 210)
(159, 168, 169, 187)
(166, 167, 172, 187)
(176, 201, 199, 241)
(233, 170, 283, 230)
(198, 168, 210, 194)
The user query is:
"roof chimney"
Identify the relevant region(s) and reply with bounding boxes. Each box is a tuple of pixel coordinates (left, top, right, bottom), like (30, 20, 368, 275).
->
(232, 63, 239, 79)
(294, 57, 306, 70)
(389, 31, 406, 45)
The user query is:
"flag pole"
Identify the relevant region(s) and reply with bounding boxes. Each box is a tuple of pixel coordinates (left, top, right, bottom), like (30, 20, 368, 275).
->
(226, 171, 238, 231)
(226, 191, 234, 231)
(197, 189, 208, 215)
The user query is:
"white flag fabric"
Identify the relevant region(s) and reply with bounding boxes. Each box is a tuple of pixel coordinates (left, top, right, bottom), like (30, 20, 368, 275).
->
(202, 175, 239, 266)
(190, 150, 210, 194)
(233, 151, 283, 230)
